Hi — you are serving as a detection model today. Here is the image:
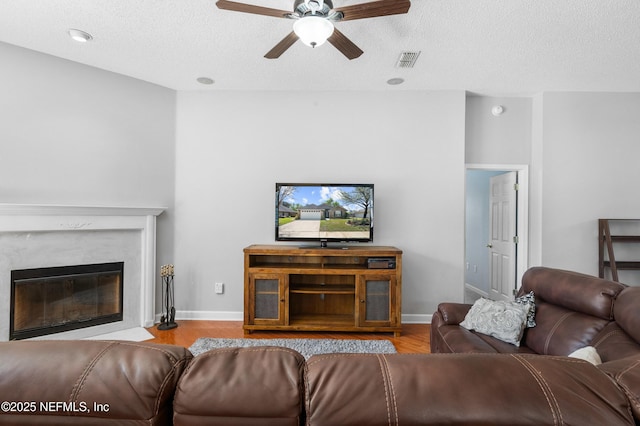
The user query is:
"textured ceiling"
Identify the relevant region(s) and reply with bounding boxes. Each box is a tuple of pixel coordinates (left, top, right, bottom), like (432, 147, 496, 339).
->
(1, 0, 639, 94)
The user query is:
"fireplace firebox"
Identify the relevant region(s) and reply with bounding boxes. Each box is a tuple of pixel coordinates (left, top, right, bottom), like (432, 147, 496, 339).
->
(10, 262, 124, 340)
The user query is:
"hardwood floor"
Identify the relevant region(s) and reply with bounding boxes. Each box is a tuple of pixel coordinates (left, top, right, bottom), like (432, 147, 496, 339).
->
(147, 320, 431, 354)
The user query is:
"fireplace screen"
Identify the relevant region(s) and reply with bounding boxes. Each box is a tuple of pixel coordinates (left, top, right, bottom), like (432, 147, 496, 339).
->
(10, 262, 124, 340)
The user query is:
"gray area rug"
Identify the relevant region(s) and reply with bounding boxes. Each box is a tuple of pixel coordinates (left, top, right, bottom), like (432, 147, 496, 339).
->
(189, 337, 397, 359)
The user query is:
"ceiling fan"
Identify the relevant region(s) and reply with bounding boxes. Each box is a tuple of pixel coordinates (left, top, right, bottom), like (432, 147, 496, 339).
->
(216, 0, 411, 60)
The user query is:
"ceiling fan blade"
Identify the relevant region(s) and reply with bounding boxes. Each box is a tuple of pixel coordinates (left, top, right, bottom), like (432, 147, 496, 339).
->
(334, 0, 411, 21)
(327, 28, 363, 60)
(216, 0, 292, 19)
(264, 32, 299, 59)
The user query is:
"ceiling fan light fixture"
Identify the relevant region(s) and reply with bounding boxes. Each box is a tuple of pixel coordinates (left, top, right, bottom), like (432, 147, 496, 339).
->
(293, 16, 334, 48)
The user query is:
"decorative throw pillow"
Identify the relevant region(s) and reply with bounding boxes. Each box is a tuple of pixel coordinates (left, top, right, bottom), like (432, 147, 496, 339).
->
(568, 346, 602, 365)
(514, 291, 536, 328)
(460, 298, 530, 346)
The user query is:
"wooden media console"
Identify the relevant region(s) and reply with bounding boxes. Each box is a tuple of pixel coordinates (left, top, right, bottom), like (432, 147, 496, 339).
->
(243, 244, 402, 336)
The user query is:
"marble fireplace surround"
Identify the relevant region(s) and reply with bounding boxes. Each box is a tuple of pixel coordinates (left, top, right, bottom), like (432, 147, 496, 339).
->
(0, 204, 164, 341)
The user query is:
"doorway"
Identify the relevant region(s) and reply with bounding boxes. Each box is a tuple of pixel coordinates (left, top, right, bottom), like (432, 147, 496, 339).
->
(465, 164, 529, 303)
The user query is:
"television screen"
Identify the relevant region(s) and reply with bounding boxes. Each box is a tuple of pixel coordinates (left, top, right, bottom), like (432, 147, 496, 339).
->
(276, 183, 374, 245)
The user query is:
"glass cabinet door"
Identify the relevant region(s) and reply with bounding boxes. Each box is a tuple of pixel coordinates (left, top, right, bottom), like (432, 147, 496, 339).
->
(358, 275, 397, 327)
(249, 273, 287, 325)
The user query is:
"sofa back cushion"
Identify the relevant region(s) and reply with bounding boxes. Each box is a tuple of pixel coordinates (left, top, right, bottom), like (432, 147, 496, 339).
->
(0, 340, 192, 425)
(614, 286, 640, 344)
(306, 353, 635, 426)
(593, 322, 640, 363)
(173, 347, 305, 426)
(522, 302, 611, 355)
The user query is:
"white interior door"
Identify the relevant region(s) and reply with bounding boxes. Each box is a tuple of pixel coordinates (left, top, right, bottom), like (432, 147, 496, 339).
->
(488, 172, 517, 301)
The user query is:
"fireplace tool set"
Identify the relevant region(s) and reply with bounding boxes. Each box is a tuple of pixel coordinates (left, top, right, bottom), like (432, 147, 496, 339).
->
(158, 264, 177, 330)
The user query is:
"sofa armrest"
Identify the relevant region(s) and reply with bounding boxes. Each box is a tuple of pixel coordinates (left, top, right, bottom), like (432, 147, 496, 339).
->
(434, 302, 472, 325)
(0, 340, 192, 425)
(599, 355, 640, 422)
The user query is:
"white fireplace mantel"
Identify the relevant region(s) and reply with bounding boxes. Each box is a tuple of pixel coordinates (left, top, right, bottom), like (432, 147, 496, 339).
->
(0, 204, 166, 339)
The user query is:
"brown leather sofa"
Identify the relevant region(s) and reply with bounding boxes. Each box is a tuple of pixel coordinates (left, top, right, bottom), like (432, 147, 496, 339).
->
(1, 267, 639, 425)
(0, 340, 636, 426)
(431, 266, 640, 423)
(431, 267, 640, 358)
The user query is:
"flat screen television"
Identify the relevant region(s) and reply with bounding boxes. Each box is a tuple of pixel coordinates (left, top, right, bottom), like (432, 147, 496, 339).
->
(275, 183, 374, 246)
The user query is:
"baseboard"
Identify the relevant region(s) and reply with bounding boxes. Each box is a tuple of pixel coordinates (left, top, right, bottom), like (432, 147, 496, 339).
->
(175, 310, 244, 321)
(156, 311, 432, 324)
(402, 314, 432, 324)
(464, 283, 487, 303)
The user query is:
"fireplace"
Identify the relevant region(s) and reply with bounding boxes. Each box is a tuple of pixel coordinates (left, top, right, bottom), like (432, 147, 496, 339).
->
(10, 262, 124, 340)
(0, 204, 163, 341)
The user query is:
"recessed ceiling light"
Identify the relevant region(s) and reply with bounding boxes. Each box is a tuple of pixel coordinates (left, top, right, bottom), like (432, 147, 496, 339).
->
(387, 78, 405, 86)
(68, 29, 93, 43)
(196, 77, 215, 85)
(491, 105, 505, 116)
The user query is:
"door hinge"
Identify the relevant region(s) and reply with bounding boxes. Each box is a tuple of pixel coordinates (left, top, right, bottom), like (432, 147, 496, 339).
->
(514, 183, 520, 191)
(513, 236, 519, 244)
(513, 288, 517, 296)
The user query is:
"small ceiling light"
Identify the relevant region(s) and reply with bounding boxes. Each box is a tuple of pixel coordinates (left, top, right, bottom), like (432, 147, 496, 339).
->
(196, 77, 215, 85)
(68, 29, 93, 43)
(387, 78, 405, 86)
(491, 105, 505, 116)
(293, 16, 334, 48)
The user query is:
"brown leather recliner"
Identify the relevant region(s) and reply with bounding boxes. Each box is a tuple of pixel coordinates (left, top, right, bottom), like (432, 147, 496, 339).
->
(430, 267, 631, 356)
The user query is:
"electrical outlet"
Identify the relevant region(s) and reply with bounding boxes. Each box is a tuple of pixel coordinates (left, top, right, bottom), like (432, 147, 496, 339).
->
(215, 282, 224, 294)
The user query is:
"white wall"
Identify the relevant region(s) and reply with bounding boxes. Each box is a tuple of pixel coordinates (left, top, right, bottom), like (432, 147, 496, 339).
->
(465, 96, 532, 165)
(539, 92, 640, 285)
(7, 39, 640, 323)
(174, 90, 467, 321)
(0, 42, 177, 306)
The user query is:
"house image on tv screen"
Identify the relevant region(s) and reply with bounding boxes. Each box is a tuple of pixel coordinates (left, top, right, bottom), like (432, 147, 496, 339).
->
(298, 204, 347, 220)
(276, 184, 373, 242)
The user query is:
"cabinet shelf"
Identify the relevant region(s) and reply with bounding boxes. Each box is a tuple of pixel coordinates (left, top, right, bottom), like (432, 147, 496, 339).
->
(290, 285, 355, 295)
(609, 236, 640, 242)
(599, 219, 640, 282)
(290, 314, 354, 326)
(244, 245, 402, 336)
(602, 261, 640, 270)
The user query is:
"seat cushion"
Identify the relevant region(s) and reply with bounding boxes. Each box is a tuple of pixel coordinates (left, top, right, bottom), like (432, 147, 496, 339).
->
(522, 301, 610, 355)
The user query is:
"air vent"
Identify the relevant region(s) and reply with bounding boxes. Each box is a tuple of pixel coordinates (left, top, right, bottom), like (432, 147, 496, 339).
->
(396, 51, 421, 68)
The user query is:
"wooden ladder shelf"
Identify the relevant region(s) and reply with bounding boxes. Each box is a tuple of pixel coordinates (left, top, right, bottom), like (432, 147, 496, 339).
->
(599, 219, 640, 282)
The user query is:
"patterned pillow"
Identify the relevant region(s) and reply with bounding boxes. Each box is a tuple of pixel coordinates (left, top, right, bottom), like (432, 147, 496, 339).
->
(460, 298, 530, 346)
(514, 291, 536, 328)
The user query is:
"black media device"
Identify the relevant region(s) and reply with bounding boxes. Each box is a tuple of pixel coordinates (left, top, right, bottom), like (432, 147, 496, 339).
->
(367, 257, 396, 269)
